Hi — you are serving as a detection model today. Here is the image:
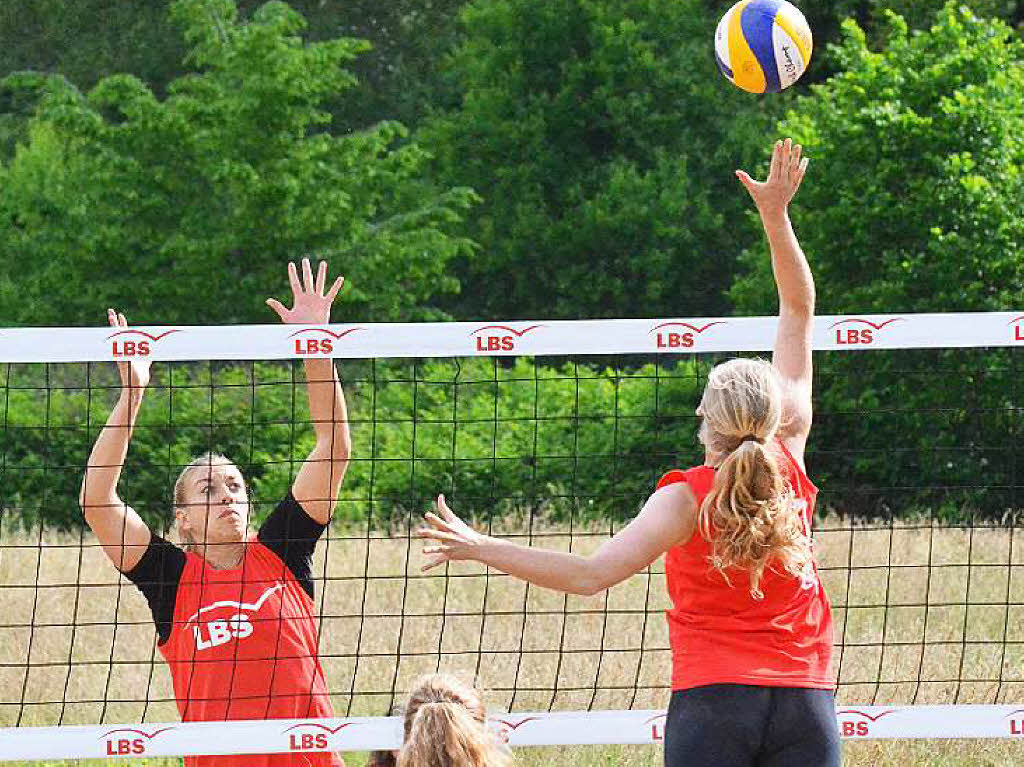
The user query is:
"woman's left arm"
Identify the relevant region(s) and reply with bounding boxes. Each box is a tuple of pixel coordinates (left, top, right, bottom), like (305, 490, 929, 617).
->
(267, 258, 352, 525)
(419, 483, 697, 596)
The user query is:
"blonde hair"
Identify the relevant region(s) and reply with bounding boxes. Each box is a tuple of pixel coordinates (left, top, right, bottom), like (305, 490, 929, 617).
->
(397, 674, 511, 767)
(173, 452, 234, 551)
(696, 358, 812, 599)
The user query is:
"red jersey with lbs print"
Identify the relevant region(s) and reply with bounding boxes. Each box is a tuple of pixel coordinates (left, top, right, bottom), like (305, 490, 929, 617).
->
(658, 441, 834, 691)
(159, 539, 342, 767)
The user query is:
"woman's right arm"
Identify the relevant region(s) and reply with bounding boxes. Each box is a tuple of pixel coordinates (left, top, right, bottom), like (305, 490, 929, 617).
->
(79, 309, 153, 573)
(736, 139, 814, 468)
(419, 484, 696, 596)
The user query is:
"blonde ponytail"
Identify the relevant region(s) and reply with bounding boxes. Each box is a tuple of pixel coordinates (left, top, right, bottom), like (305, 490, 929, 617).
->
(695, 358, 813, 599)
(699, 440, 811, 598)
(397, 674, 511, 767)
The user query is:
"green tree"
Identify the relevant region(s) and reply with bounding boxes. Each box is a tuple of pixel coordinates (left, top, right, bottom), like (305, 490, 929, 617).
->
(732, 4, 1024, 521)
(0, 0, 476, 327)
(0, 1, 468, 161)
(421, 0, 779, 322)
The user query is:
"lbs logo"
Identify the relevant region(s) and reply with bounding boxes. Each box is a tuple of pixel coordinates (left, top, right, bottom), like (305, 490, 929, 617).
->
(644, 713, 667, 741)
(470, 325, 544, 353)
(185, 583, 284, 651)
(489, 716, 539, 743)
(1008, 316, 1024, 343)
(650, 321, 724, 350)
(100, 727, 175, 756)
(1007, 709, 1024, 736)
(108, 329, 181, 358)
(283, 722, 354, 751)
(290, 327, 363, 356)
(835, 709, 896, 737)
(830, 318, 903, 346)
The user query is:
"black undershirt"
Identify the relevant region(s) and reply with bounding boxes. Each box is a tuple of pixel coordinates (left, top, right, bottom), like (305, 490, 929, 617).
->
(123, 492, 326, 644)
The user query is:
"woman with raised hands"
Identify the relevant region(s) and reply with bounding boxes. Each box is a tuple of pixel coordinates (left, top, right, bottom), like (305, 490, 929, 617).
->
(79, 258, 351, 767)
(419, 140, 841, 767)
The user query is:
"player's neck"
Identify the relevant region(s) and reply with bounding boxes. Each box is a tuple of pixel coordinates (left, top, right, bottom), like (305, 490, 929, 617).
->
(201, 541, 246, 570)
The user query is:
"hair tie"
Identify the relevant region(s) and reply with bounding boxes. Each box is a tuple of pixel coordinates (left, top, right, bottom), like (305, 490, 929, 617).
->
(740, 435, 764, 444)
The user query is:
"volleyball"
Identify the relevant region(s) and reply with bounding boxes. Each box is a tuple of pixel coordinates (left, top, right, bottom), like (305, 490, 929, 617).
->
(715, 0, 812, 93)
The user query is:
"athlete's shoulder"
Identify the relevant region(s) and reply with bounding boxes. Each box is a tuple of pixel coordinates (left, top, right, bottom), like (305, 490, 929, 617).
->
(656, 464, 714, 492)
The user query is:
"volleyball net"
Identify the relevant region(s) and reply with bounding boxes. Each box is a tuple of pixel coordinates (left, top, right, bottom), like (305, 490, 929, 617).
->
(1, 313, 1023, 760)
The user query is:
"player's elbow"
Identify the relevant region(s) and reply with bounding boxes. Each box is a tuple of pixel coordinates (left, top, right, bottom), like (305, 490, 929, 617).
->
(575, 581, 605, 597)
(319, 423, 352, 462)
(79, 481, 118, 522)
(575, 562, 611, 596)
(781, 294, 815, 319)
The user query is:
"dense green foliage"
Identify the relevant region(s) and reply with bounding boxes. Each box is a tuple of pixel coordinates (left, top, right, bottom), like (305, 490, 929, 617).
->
(0, 359, 704, 529)
(0, 0, 476, 327)
(420, 0, 773, 321)
(2, 1, 1024, 525)
(733, 5, 1024, 520)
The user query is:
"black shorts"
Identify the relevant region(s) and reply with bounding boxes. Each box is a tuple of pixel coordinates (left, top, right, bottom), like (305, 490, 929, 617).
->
(664, 684, 841, 767)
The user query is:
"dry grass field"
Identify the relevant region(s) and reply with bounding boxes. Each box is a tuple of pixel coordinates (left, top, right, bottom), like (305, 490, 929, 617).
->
(1, 515, 1022, 765)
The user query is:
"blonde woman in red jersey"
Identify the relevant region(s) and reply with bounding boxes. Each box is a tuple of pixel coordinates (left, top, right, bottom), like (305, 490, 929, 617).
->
(419, 139, 841, 767)
(80, 258, 350, 767)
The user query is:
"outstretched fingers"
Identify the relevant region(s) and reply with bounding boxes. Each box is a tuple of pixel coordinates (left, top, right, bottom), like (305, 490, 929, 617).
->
(421, 553, 451, 572)
(287, 261, 302, 297)
(265, 297, 289, 322)
(314, 260, 327, 295)
(417, 528, 465, 546)
(301, 256, 315, 292)
(436, 493, 460, 522)
(790, 143, 802, 173)
(735, 169, 759, 195)
(792, 156, 809, 194)
(326, 275, 345, 303)
(769, 139, 785, 182)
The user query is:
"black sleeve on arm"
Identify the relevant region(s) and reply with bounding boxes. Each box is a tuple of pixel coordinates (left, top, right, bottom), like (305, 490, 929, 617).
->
(122, 534, 187, 645)
(257, 492, 327, 599)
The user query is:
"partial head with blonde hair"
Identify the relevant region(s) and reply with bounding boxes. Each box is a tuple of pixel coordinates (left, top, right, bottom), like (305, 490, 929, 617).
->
(696, 358, 812, 599)
(173, 452, 249, 554)
(397, 674, 511, 767)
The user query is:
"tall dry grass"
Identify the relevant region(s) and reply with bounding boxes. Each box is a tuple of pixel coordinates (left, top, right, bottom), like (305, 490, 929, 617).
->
(1, 516, 1022, 765)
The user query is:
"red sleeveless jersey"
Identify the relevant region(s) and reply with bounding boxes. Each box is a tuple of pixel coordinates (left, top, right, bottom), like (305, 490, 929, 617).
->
(658, 441, 834, 691)
(159, 539, 342, 767)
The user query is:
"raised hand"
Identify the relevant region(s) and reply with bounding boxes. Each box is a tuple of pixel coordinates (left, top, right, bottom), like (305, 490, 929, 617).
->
(108, 309, 150, 393)
(418, 494, 489, 572)
(735, 138, 808, 216)
(266, 257, 345, 325)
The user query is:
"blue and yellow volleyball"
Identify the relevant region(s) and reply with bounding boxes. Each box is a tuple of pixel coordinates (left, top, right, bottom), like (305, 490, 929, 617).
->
(715, 0, 812, 94)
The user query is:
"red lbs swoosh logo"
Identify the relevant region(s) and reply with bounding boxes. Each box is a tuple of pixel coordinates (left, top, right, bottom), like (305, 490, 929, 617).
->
(106, 330, 182, 342)
(489, 716, 540, 744)
(491, 716, 540, 732)
(107, 329, 182, 358)
(470, 325, 545, 338)
(835, 709, 897, 722)
(283, 722, 357, 751)
(1008, 316, 1024, 342)
(100, 727, 176, 756)
(470, 324, 545, 352)
(836, 708, 896, 738)
(288, 327, 365, 340)
(283, 722, 356, 735)
(829, 318, 904, 331)
(650, 321, 725, 350)
(289, 327, 364, 356)
(100, 727, 176, 740)
(830, 317, 904, 346)
(643, 713, 668, 740)
(1006, 709, 1024, 736)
